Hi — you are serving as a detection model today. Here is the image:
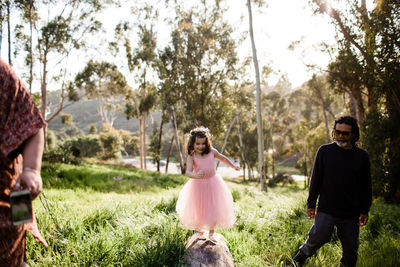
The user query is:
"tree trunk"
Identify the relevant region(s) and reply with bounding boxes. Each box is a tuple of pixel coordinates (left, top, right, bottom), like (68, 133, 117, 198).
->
(143, 113, 147, 169)
(322, 109, 330, 143)
(28, 1, 34, 93)
(41, 52, 48, 149)
(272, 151, 276, 179)
(139, 117, 144, 169)
(216, 114, 237, 169)
(165, 134, 174, 174)
(0, 16, 3, 55)
(247, 0, 265, 191)
(7, 2, 11, 65)
(156, 113, 165, 172)
(170, 108, 184, 174)
(354, 90, 365, 125)
(386, 94, 400, 203)
(348, 92, 358, 119)
(238, 116, 249, 182)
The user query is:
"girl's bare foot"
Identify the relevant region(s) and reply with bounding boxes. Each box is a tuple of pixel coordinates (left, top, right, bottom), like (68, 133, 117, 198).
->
(208, 230, 214, 238)
(208, 230, 217, 243)
(197, 231, 206, 240)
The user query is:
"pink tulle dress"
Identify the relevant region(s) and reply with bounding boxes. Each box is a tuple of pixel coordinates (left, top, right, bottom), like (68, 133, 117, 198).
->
(176, 150, 236, 231)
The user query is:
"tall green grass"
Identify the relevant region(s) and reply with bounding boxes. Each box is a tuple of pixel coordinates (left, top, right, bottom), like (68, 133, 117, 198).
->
(25, 163, 400, 266)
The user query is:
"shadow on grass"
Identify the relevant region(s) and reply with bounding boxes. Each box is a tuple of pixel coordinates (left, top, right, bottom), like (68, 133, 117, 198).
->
(41, 162, 187, 194)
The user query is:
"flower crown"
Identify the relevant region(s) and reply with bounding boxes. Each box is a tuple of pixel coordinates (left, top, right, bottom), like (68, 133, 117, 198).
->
(189, 127, 210, 137)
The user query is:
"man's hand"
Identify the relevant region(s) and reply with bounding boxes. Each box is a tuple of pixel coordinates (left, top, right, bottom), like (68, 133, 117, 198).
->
(307, 208, 316, 218)
(359, 214, 369, 227)
(15, 168, 42, 199)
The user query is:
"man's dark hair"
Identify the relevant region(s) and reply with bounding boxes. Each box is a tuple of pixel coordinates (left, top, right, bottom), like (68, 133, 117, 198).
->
(333, 116, 360, 146)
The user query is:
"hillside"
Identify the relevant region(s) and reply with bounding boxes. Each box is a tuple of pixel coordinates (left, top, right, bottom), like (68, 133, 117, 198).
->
(47, 90, 164, 134)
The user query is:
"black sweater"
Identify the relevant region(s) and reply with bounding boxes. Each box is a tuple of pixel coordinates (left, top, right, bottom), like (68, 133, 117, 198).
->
(307, 143, 372, 219)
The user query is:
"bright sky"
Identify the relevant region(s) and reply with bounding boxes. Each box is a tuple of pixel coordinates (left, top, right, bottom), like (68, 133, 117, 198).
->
(2, 0, 338, 91)
(224, 0, 337, 88)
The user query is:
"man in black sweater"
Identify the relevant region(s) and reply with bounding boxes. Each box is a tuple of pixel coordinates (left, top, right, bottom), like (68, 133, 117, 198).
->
(293, 116, 372, 267)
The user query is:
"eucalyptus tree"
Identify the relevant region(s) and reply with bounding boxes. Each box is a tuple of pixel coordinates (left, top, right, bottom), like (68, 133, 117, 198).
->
(0, 0, 4, 54)
(158, 0, 240, 172)
(327, 46, 366, 124)
(13, 0, 37, 93)
(292, 119, 313, 187)
(234, 84, 256, 181)
(247, 0, 266, 190)
(262, 90, 296, 178)
(0, 0, 13, 64)
(307, 74, 336, 143)
(3, 0, 104, 147)
(312, 0, 400, 202)
(75, 60, 129, 128)
(37, 1, 103, 125)
(113, 3, 159, 169)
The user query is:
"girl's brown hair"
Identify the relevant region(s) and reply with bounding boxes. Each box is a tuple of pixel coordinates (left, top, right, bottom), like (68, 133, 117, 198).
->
(186, 127, 212, 156)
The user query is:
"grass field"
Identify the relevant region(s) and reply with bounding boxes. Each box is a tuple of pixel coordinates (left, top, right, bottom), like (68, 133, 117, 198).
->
(25, 162, 400, 266)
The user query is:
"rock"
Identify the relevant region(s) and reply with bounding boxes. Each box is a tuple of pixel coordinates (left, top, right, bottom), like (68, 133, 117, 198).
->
(183, 233, 235, 267)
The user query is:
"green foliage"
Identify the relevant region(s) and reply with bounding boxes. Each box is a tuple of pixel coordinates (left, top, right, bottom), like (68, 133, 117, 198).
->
(100, 130, 123, 160)
(231, 189, 241, 202)
(88, 123, 97, 134)
(127, 136, 139, 156)
(46, 130, 58, 149)
(42, 143, 82, 165)
(361, 111, 390, 199)
(305, 123, 327, 162)
(268, 172, 295, 187)
(60, 113, 73, 125)
(148, 122, 161, 164)
(75, 60, 128, 126)
(157, 1, 239, 136)
(64, 135, 102, 158)
(64, 125, 83, 138)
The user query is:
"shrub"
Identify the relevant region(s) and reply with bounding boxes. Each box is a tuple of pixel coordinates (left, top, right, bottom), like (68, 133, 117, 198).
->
(88, 123, 97, 134)
(43, 142, 81, 165)
(65, 135, 102, 158)
(268, 172, 295, 187)
(100, 130, 123, 160)
(46, 130, 58, 149)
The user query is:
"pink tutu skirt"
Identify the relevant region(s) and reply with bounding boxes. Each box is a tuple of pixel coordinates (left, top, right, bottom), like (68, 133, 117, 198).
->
(176, 174, 236, 231)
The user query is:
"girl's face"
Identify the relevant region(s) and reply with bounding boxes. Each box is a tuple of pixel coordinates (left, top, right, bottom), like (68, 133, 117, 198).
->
(194, 137, 206, 155)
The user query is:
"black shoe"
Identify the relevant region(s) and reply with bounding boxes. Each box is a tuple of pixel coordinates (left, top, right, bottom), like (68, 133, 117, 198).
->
(293, 251, 307, 266)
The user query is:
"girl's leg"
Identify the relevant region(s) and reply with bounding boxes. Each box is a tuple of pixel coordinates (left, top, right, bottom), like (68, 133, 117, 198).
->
(197, 231, 206, 240)
(208, 229, 217, 243)
(209, 229, 214, 238)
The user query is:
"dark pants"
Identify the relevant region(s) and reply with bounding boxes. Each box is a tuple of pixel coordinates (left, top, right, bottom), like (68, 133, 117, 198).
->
(296, 212, 360, 267)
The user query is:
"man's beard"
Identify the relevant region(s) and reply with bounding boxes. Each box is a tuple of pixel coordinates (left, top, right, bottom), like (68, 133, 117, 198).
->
(335, 140, 351, 148)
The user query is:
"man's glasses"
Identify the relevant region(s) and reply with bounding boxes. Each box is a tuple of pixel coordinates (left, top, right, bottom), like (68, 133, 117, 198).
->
(334, 129, 351, 136)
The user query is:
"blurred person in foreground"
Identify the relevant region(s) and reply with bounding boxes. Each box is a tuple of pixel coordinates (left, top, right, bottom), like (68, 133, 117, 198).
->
(0, 58, 48, 266)
(293, 116, 372, 267)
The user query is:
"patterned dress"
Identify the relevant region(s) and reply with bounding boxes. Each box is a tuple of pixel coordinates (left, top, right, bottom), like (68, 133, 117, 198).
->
(0, 58, 48, 266)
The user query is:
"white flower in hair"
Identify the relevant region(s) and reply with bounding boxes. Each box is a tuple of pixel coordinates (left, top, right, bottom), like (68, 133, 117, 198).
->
(189, 127, 210, 136)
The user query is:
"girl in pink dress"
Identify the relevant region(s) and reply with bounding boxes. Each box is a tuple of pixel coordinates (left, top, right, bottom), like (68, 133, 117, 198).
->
(176, 127, 239, 242)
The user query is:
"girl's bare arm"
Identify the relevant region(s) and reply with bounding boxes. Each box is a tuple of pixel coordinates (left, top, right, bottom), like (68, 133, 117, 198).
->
(185, 155, 204, 179)
(213, 148, 240, 171)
